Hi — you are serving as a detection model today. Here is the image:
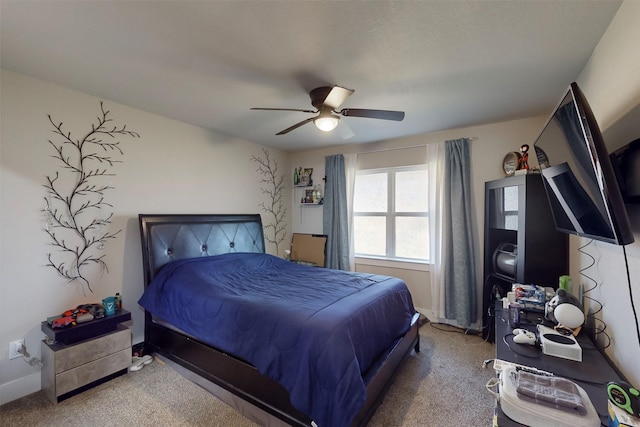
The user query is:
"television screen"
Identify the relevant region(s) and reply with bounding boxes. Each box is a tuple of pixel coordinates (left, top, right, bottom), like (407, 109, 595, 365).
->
(532, 82, 634, 245)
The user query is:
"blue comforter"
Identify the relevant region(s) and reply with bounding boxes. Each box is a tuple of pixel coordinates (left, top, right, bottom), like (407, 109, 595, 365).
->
(138, 252, 415, 426)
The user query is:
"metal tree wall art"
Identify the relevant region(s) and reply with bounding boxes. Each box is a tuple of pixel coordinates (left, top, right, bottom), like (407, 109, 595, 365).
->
(251, 148, 287, 253)
(43, 101, 139, 293)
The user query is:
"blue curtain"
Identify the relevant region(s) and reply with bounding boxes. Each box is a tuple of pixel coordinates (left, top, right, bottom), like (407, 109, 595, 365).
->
(443, 138, 477, 327)
(323, 154, 350, 270)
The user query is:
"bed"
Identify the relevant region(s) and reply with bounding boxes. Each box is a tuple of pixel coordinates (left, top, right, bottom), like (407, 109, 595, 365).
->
(138, 214, 420, 427)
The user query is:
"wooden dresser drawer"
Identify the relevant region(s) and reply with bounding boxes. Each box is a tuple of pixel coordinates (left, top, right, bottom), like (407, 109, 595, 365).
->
(54, 327, 130, 373)
(55, 348, 131, 396)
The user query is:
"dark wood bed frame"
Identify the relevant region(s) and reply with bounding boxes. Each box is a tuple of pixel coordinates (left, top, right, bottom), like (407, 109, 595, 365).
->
(139, 213, 420, 426)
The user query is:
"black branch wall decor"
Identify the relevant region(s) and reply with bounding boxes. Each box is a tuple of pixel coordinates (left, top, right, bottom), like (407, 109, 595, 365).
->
(251, 148, 287, 254)
(43, 101, 139, 294)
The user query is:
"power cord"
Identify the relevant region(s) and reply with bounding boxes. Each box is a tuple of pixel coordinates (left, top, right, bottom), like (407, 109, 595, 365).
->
(428, 322, 483, 337)
(622, 244, 640, 347)
(482, 358, 494, 369)
(17, 342, 43, 369)
(579, 239, 611, 349)
(579, 239, 640, 350)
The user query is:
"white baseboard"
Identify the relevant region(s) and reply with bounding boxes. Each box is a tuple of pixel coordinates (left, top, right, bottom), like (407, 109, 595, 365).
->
(417, 307, 482, 332)
(416, 307, 435, 321)
(0, 371, 41, 405)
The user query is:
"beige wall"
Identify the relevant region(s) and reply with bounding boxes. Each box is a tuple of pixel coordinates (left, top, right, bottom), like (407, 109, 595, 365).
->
(575, 0, 640, 386)
(0, 70, 290, 403)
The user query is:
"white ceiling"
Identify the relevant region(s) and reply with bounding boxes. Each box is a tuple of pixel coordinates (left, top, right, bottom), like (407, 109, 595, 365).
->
(1, 1, 622, 152)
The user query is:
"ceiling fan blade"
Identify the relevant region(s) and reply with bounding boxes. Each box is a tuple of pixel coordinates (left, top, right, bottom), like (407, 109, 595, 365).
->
(339, 108, 405, 121)
(251, 107, 316, 113)
(275, 117, 316, 135)
(338, 121, 355, 140)
(318, 86, 354, 109)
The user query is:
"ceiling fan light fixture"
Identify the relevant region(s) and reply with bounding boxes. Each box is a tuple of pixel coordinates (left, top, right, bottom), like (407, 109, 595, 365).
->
(314, 115, 339, 132)
(252, 85, 405, 136)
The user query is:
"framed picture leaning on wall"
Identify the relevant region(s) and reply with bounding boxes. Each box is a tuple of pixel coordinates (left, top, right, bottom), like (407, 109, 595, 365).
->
(299, 168, 313, 186)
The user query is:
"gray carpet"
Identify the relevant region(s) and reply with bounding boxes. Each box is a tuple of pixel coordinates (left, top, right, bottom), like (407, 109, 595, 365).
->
(0, 323, 495, 426)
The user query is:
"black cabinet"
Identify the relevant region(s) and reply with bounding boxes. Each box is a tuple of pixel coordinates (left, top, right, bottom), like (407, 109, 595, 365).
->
(482, 174, 568, 341)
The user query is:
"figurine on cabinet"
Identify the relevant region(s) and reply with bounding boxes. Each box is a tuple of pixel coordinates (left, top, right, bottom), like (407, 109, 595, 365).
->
(519, 144, 530, 170)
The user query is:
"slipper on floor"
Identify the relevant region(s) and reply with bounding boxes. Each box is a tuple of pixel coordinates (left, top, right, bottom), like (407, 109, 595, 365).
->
(129, 354, 153, 372)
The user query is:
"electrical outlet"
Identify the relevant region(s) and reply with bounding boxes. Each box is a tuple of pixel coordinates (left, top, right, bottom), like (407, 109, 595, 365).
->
(9, 339, 25, 360)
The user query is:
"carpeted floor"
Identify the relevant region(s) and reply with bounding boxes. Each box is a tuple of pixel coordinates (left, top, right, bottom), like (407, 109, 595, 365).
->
(0, 322, 495, 426)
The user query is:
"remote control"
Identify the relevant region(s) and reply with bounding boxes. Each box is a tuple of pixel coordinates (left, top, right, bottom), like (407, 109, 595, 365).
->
(512, 328, 537, 345)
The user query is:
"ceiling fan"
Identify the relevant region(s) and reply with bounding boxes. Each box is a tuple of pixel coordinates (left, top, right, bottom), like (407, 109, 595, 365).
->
(251, 85, 405, 135)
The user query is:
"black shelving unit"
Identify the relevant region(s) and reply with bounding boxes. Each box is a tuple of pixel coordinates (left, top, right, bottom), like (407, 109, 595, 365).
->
(482, 173, 568, 342)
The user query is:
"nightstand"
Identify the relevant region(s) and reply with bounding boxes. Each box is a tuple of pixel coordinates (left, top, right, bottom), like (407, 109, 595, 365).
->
(41, 311, 132, 403)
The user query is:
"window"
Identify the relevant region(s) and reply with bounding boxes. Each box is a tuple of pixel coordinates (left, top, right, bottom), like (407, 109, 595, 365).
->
(353, 166, 429, 262)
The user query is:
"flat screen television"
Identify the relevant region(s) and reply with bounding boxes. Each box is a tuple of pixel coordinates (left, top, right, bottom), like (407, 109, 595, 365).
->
(532, 82, 634, 245)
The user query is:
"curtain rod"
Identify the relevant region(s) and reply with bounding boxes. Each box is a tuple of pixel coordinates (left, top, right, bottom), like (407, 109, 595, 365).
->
(356, 137, 479, 155)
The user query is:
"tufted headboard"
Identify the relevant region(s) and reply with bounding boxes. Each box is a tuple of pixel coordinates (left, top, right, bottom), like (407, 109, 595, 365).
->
(139, 214, 265, 286)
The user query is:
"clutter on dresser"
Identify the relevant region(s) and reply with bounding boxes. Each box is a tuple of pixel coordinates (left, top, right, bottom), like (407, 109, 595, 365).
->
(491, 301, 629, 427)
(608, 380, 640, 426)
(544, 287, 585, 336)
(501, 278, 588, 362)
(503, 283, 552, 313)
(47, 293, 124, 329)
(42, 304, 131, 345)
(609, 401, 640, 427)
(486, 365, 600, 427)
(502, 279, 585, 335)
(537, 324, 582, 362)
(501, 144, 544, 177)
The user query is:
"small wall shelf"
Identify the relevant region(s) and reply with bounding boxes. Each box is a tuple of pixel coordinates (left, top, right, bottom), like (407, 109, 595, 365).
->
(294, 167, 323, 205)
